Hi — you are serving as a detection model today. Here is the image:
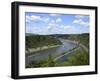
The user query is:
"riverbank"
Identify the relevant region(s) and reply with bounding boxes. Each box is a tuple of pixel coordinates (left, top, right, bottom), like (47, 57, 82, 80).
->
(61, 39, 88, 52)
(26, 45, 61, 55)
(60, 39, 79, 45)
(69, 40, 88, 52)
(53, 39, 88, 61)
(54, 46, 79, 61)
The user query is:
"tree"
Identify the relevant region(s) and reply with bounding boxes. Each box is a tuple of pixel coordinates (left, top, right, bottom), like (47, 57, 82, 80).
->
(68, 50, 89, 65)
(47, 55, 55, 67)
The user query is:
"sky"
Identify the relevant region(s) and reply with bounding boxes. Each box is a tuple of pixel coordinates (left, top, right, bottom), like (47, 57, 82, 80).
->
(25, 12, 89, 35)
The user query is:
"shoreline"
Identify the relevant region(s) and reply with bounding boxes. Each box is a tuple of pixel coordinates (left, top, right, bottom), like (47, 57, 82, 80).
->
(26, 39, 79, 55)
(26, 45, 61, 55)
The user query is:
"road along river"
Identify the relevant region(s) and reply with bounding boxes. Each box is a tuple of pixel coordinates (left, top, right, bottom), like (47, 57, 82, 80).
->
(26, 38, 80, 66)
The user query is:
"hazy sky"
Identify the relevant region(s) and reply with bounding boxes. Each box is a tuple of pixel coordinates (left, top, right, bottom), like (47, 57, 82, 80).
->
(25, 12, 89, 35)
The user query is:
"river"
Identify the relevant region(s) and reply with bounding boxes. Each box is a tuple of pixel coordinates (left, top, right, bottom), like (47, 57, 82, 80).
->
(26, 38, 77, 66)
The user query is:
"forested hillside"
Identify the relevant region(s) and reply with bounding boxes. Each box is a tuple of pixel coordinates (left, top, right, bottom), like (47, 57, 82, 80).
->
(26, 35, 62, 50)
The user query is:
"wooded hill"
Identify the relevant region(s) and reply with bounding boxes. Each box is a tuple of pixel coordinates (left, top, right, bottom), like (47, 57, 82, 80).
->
(26, 34, 62, 50)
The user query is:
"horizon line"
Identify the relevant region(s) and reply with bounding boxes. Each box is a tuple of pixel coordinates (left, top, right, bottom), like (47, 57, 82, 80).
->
(25, 32, 89, 35)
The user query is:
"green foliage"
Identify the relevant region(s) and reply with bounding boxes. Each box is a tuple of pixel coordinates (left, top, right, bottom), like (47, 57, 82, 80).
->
(67, 33, 89, 48)
(55, 49, 89, 66)
(46, 55, 55, 67)
(68, 50, 89, 65)
(26, 35, 62, 50)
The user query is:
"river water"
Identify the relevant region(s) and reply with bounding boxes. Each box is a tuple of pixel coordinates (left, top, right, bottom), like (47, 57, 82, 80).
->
(26, 39, 77, 66)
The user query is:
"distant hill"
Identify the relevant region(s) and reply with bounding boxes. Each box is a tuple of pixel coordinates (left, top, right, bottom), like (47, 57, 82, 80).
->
(26, 33, 89, 36)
